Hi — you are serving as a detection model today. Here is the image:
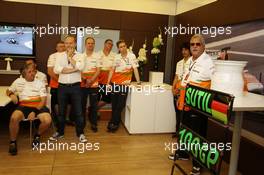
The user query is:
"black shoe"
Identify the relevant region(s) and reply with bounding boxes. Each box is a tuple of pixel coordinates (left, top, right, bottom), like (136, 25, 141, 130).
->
(107, 123, 119, 133)
(190, 166, 201, 175)
(175, 150, 190, 160)
(107, 123, 113, 130)
(32, 135, 40, 148)
(9, 142, 17, 156)
(172, 133, 178, 138)
(91, 124, 98, 133)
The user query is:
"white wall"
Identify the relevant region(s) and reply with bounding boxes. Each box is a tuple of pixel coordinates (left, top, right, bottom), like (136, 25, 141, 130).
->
(77, 29, 120, 53)
(176, 0, 217, 14)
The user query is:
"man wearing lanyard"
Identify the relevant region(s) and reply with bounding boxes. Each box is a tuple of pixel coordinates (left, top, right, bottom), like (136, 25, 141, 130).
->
(50, 35, 87, 143)
(106, 40, 141, 132)
(177, 34, 214, 175)
(169, 42, 191, 160)
(172, 42, 191, 131)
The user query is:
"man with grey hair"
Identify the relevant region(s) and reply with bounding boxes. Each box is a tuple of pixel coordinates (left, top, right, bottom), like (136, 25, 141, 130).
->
(176, 34, 214, 175)
(6, 63, 51, 155)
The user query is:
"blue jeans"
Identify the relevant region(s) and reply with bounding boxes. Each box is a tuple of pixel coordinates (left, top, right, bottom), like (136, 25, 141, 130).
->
(57, 83, 84, 137)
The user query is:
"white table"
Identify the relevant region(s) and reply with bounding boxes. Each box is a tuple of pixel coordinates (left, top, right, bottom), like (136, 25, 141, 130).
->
(0, 86, 11, 106)
(229, 92, 264, 175)
(122, 82, 176, 134)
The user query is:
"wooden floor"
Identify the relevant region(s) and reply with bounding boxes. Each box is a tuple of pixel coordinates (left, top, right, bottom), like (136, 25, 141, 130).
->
(0, 121, 239, 175)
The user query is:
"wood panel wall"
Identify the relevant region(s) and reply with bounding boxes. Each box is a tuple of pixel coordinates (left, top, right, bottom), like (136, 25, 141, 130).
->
(0, 1, 61, 85)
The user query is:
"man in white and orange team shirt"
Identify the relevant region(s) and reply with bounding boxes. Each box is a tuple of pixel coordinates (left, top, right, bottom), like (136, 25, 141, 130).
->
(168, 42, 191, 160)
(47, 41, 65, 126)
(81, 37, 102, 133)
(6, 63, 51, 156)
(25, 59, 48, 86)
(97, 39, 116, 108)
(106, 39, 140, 132)
(172, 42, 191, 132)
(177, 34, 214, 175)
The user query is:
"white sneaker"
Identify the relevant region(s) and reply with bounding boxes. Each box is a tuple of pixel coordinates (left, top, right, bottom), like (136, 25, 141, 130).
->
(49, 132, 64, 141)
(190, 166, 201, 175)
(79, 134, 88, 143)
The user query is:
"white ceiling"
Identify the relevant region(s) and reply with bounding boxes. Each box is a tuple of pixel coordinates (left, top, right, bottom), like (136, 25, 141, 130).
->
(4, 0, 217, 15)
(176, 0, 217, 14)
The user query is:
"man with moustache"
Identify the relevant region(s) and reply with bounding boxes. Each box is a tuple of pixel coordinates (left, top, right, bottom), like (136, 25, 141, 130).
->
(177, 34, 214, 175)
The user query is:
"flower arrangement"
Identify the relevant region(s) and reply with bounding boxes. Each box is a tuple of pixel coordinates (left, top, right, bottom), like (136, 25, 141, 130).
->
(151, 36, 163, 54)
(128, 39, 134, 53)
(137, 42, 147, 64)
(151, 27, 163, 70)
(137, 40, 148, 80)
(151, 27, 163, 54)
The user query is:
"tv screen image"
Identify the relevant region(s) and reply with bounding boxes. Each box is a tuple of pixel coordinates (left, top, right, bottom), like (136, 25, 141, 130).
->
(0, 23, 35, 57)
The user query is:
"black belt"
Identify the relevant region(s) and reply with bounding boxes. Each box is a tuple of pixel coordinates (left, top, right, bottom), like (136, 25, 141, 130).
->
(59, 82, 80, 87)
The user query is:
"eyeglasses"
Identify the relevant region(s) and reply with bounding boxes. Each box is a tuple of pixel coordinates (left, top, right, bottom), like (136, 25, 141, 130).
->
(190, 43, 201, 47)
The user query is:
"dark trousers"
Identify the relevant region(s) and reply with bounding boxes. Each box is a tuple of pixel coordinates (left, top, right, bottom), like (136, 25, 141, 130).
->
(182, 110, 208, 168)
(50, 88, 58, 127)
(57, 84, 84, 137)
(81, 87, 99, 126)
(174, 96, 181, 133)
(110, 85, 128, 126)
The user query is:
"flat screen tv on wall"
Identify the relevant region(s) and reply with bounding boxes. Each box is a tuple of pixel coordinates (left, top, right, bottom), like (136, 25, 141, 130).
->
(0, 22, 36, 57)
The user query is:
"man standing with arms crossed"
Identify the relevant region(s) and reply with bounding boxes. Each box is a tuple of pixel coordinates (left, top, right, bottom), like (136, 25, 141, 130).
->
(97, 39, 116, 110)
(49, 35, 87, 143)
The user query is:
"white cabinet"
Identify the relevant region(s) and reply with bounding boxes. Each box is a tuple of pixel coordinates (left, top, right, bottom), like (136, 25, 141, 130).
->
(149, 71, 164, 85)
(122, 82, 176, 134)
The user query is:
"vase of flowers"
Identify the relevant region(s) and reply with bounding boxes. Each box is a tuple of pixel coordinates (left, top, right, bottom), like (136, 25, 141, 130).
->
(151, 28, 163, 71)
(137, 41, 147, 81)
(128, 39, 134, 53)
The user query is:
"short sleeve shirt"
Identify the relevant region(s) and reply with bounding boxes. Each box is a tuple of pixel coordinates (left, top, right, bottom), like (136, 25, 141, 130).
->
(8, 78, 47, 107)
(111, 52, 139, 85)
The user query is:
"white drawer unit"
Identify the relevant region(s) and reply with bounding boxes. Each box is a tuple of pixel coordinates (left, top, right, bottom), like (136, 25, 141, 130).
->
(122, 82, 176, 134)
